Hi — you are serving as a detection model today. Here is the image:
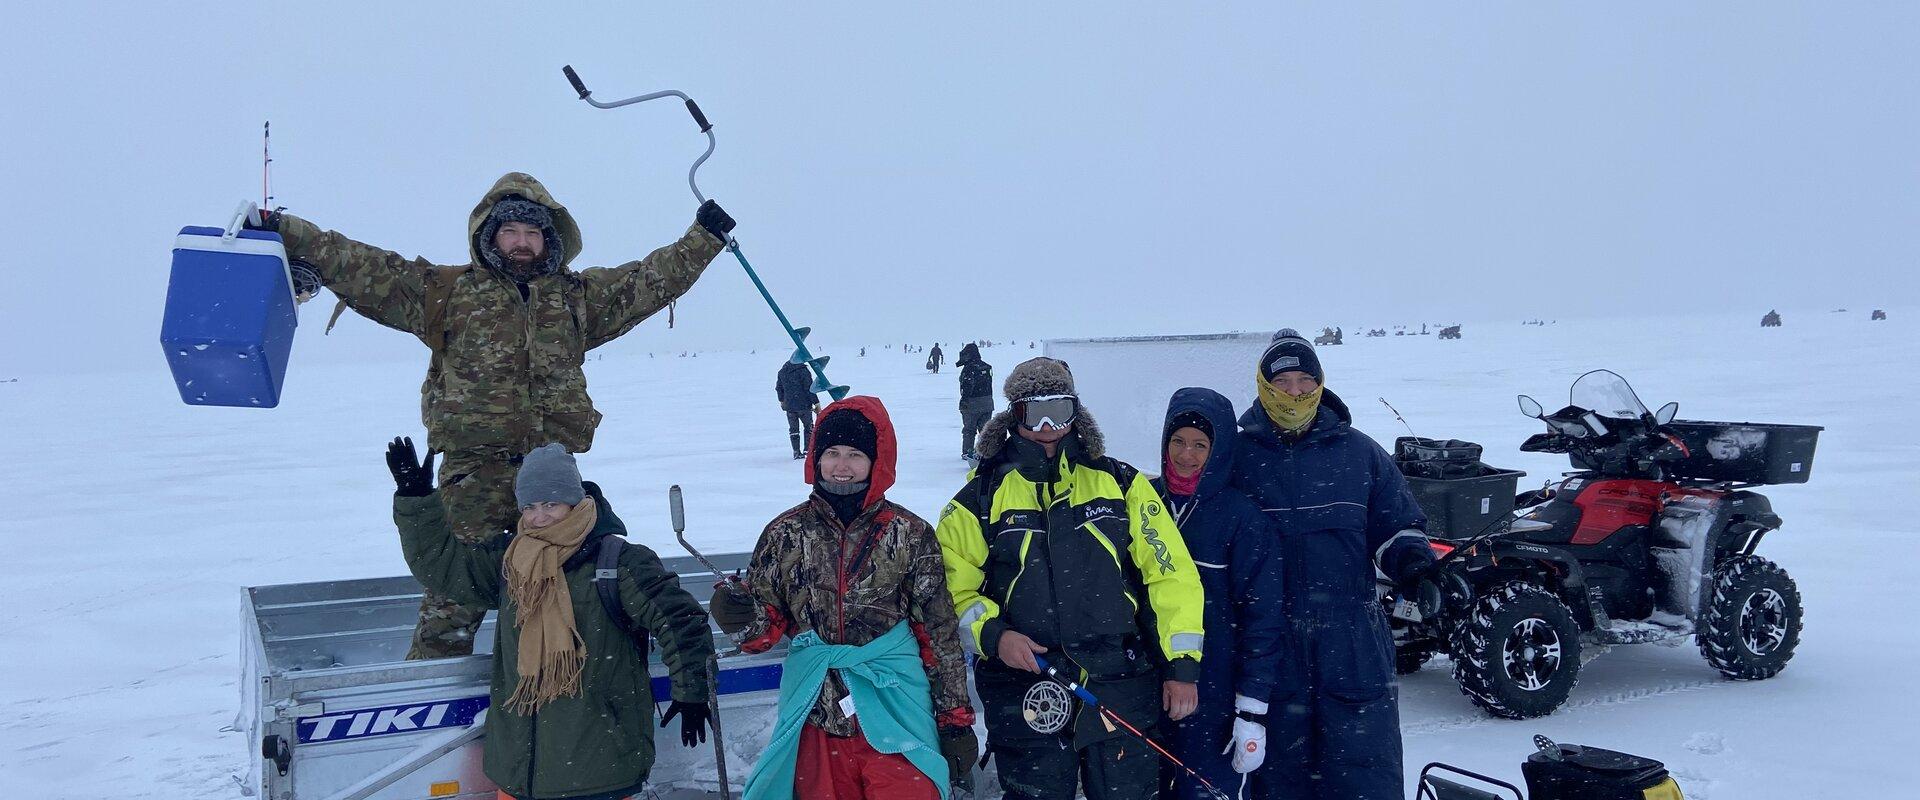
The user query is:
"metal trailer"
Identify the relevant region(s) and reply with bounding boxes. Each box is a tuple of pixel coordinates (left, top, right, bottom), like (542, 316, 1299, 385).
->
(241, 552, 780, 800)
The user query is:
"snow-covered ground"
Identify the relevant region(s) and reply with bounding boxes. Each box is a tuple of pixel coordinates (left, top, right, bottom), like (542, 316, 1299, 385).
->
(1, 308, 1912, 798)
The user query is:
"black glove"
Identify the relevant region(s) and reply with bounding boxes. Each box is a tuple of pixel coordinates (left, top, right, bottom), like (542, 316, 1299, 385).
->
(243, 205, 283, 232)
(939, 726, 978, 795)
(661, 700, 712, 748)
(708, 583, 756, 635)
(385, 437, 437, 497)
(696, 199, 736, 241)
(1397, 561, 1446, 619)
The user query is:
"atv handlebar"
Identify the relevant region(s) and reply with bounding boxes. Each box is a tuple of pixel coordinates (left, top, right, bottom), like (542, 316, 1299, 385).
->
(1520, 432, 1569, 454)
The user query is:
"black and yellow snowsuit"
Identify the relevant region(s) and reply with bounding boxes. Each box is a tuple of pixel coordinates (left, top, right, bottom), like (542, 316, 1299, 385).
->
(937, 421, 1205, 800)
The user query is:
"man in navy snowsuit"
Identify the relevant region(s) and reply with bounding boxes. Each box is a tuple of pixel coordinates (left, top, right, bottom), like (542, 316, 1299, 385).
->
(1153, 388, 1287, 800)
(1232, 329, 1436, 800)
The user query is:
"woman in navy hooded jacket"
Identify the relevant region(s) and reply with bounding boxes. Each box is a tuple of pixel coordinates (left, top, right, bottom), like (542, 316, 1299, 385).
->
(1231, 330, 1436, 800)
(1152, 388, 1287, 800)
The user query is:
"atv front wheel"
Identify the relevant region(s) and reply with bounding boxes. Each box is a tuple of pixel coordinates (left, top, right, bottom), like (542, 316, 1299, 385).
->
(1395, 649, 1432, 675)
(1699, 555, 1802, 680)
(1451, 582, 1582, 718)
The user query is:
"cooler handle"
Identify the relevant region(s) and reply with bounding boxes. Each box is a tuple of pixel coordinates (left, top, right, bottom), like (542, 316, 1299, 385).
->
(224, 200, 258, 242)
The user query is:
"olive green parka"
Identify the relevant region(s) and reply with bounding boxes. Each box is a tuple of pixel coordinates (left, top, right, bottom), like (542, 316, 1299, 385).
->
(396, 482, 715, 799)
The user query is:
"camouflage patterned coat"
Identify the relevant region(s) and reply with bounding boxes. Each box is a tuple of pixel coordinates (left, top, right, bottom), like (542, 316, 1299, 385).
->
(737, 397, 976, 736)
(278, 172, 725, 456)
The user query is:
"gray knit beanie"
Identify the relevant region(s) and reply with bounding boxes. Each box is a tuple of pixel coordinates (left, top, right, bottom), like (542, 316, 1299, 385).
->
(1259, 328, 1323, 383)
(515, 444, 586, 508)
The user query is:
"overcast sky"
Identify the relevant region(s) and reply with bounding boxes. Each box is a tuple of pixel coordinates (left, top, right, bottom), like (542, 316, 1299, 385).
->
(4, 2, 1914, 375)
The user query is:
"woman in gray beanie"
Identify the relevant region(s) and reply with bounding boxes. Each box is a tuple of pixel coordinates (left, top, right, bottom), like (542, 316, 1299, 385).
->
(385, 438, 718, 800)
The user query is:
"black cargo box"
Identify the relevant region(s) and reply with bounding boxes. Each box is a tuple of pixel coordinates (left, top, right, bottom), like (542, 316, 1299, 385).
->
(1667, 420, 1822, 485)
(1405, 467, 1527, 540)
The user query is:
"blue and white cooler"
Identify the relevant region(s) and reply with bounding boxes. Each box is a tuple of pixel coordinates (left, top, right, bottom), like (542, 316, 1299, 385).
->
(161, 206, 301, 407)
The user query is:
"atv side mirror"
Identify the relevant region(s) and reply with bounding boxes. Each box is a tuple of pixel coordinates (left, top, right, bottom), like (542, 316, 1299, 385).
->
(1654, 401, 1679, 425)
(1518, 395, 1544, 419)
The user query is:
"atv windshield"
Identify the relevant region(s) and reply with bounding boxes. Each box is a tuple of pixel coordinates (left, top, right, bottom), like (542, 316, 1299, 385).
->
(1569, 370, 1649, 420)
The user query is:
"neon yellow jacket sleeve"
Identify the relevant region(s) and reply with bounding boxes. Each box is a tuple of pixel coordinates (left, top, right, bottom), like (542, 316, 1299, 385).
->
(935, 485, 1004, 658)
(1124, 472, 1206, 674)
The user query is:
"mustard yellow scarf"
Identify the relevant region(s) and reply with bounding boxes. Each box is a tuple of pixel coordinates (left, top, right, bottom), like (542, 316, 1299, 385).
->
(502, 496, 598, 715)
(1258, 381, 1324, 434)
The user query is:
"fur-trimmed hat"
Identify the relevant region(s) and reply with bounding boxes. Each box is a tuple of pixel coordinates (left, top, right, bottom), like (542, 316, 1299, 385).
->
(974, 357, 1106, 460)
(479, 196, 564, 277)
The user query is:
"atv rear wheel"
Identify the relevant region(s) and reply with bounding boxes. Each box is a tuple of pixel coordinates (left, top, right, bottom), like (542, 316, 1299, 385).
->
(1699, 555, 1802, 679)
(1451, 582, 1582, 718)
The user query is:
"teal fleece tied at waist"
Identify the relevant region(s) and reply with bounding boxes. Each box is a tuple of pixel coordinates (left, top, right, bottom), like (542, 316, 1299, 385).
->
(743, 620, 947, 800)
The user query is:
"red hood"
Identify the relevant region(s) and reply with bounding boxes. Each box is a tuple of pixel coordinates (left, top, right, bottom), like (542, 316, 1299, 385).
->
(803, 395, 898, 509)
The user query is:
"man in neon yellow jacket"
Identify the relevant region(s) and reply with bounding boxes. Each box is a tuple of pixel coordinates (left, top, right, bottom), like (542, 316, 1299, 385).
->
(936, 357, 1206, 800)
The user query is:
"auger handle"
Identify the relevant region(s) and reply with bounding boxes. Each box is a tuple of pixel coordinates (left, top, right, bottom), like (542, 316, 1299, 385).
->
(685, 99, 712, 133)
(563, 65, 589, 99)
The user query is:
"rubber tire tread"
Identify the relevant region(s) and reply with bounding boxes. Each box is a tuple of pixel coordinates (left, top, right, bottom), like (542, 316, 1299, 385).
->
(1698, 555, 1803, 680)
(1449, 581, 1582, 719)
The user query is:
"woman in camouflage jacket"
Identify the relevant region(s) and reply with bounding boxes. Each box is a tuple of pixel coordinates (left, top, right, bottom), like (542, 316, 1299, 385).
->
(711, 397, 978, 799)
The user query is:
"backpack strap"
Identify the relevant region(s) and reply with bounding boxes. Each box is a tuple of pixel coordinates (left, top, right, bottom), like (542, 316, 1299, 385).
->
(321, 265, 469, 343)
(593, 535, 651, 663)
(970, 461, 1019, 532)
(1096, 456, 1139, 491)
(324, 298, 351, 335)
(421, 265, 470, 353)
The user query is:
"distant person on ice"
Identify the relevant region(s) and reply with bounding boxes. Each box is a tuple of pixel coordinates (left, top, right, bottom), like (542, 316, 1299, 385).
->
(955, 343, 994, 463)
(384, 439, 716, 800)
(247, 172, 735, 659)
(709, 397, 978, 800)
(926, 343, 944, 373)
(1153, 388, 1286, 800)
(1231, 329, 1439, 800)
(937, 358, 1206, 800)
(776, 360, 821, 460)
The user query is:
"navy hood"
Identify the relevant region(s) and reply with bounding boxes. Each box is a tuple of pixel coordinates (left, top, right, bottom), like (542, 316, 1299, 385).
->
(1163, 387, 1241, 500)
(1238, 387, 1354, 446)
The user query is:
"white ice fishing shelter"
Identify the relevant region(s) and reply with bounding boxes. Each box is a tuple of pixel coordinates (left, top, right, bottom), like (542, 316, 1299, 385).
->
(1043, 332, 1274, 467)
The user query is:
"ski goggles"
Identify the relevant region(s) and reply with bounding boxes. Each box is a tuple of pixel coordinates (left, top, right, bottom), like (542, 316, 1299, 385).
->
(1015, 394, 1078, 431)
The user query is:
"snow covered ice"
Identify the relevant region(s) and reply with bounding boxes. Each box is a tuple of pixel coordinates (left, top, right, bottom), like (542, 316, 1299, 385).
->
(0, 307, 1914, 798)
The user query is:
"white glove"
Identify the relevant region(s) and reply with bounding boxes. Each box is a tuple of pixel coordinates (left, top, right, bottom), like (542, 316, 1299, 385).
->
(1227, 695, 1268, 773)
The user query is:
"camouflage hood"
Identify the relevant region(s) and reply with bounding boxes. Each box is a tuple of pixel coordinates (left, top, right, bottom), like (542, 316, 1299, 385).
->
(468, 172, 586, 278)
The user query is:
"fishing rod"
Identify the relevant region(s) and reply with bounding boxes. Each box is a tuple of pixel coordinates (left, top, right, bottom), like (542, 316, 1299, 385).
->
(669, 484, 746, 600)
(667, 484, 735, 800)
(1031, 655, 1231, 800)
(1379, 397, 1419, 440)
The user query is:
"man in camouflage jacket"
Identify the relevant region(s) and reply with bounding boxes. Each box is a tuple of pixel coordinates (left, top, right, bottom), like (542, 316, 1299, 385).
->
(710, 397, 978, 798)
(263, 172, 733, 658)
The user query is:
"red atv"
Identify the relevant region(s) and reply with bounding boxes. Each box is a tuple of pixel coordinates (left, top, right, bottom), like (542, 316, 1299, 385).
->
(1390, 370, 1819, 718)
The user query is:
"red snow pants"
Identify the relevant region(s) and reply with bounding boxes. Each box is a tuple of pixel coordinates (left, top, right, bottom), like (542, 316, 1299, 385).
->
(794, 723, 939, 800)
